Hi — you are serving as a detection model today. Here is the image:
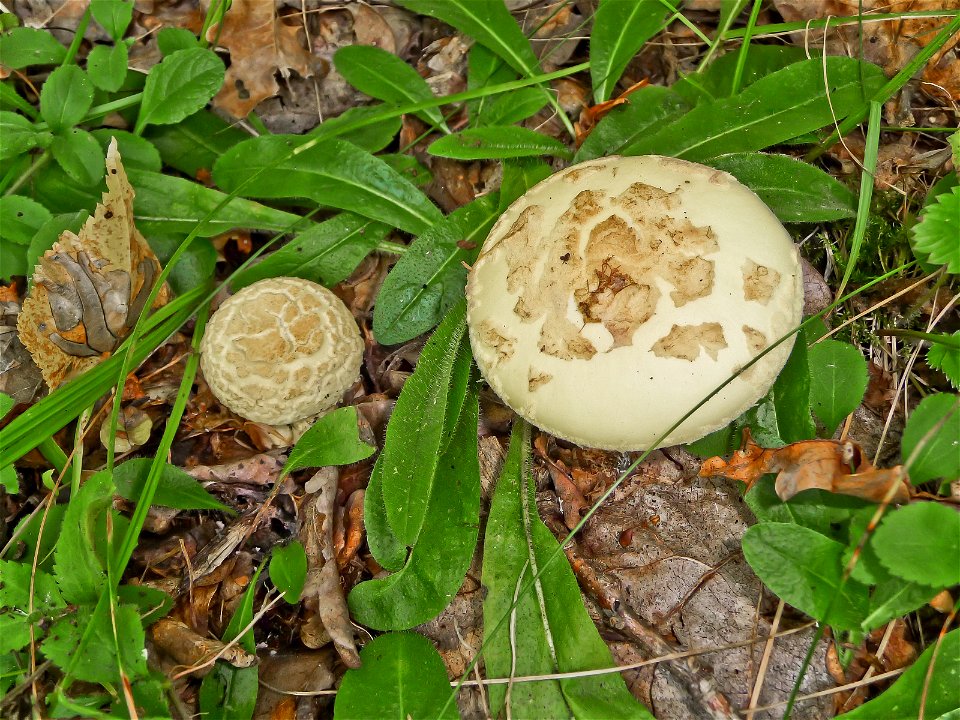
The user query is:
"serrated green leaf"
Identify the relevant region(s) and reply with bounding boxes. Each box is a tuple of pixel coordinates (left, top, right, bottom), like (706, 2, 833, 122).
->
(574, 85, 691, 162)
(428, 126, 570, 160)
(334, 633, 458, 720)
(378, 303, 472, 547)
(373, 195, 499, 345)
(86, 43, 128, 92)
(742, 522, 869, 630)
(113, 458, 232, 512)
(707, 153, 857, 223)
(214, 136, 442, 235)
(231, 213, 389, 290)
(913, 185, 960, 274)
(483, 422, 653, 718)
(283, 406, 376, 474)
(396, 0, 538, 76)
(51, 127, 105, 185)
(135, 47, 225, 134)
(0, 194, 52, 245)
(0, 612, 34, 654)
(334, 45, 448, 131)
(116, 583, 173, 626)
(54, 470, 114, 605)
(861, 578, 939, 632)
(929, 332, 960, 389)
(838, 629, 960, 719)
(270, 541, 307, 604)
(40, 65, 93, 133)
(349, 382, 479, 629)
(0, 111, 49, 160)
(872, 502, 959, 587)
(624, 57, 885, 160)
(90, 0, 133, 41)
(0, 26, 67, 69)
(0, 559, 63, 611)
(590, 0, 668, 103)
(902, 393, 960, 484)
(807, 339, 869, 435)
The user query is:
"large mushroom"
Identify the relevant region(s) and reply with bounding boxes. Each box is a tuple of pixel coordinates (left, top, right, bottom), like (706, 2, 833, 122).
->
(466, 155, 804, 451)
(200, 277, 363, 426)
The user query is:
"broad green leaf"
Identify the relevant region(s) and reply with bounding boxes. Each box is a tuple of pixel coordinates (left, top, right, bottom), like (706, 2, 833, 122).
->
(90, 0, 133, 41)
(157, 26, 199, 54)
(0, 240, 27, 280)
(334, 633, 458, 720)
(144, 109, 246, 177)
(214, 136, 443, 235)
(838, 629, 960, 719)
(901, 393, 960, 484)
(363, 455, 408, 571)
(476, 87, 547, 127)
(50, 127, 104, 185)
(307, 104, 402, 153)
(707, 153, 856, 223)
(40, 65, 94, 133)
(128, 168, 306, 237)
(378, 303, 473, 548)
(772, 333, 816, 443)
(913, 185, 960, 273)
(270, 541, 308, 604)
(467, 43, 517, 124)
(381, 153, 433, 187)
(135, 47, 225, 134)
(0, 111, 50, 160)
(685, 424, 737, 458)
(91, 129, 162, 172)
(0, 194, 52, 245)
(861, 578, 939, 632)
(334, 45, 448, 130)
(590, 0, 668, 103)
(148, 232, 217, 296)
(624, 57, 885, 160)
(872, 502, 959, 587)
(499, 157, 552, 211)
(86, 43, 128, 92)
(928, 331, 960, 389)
(574, 85, 690, 162)
(396, 0, 538, 76)
(746, 475, 865, 540)
(113, 458, 232, 512)
(0, 392, 12, 417)
(349, 381, 479, 629)
(373, 195, 498, 345)
(742, 522, 869, 630)
(0, 613, 33, 654)
(428, 126, 571, 160)
(740, 393, 785, 448)
(231, 213, 389, 290)
(807, 339, 868, 435)
(8, 504, 67, 574)
(673, 45, 808, 104)
(116, 584, 174, 626)
(283, 406, 376, 473)
(483, 422, 653, 719)
(0, 27, 66, 69)
(0, 560, 63, 611)
(53, 470, 114, 605)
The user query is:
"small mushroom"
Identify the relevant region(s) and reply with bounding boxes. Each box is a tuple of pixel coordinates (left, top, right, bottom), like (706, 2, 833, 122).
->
(466, 155, 804, 451)
(200, 277, 363, 425)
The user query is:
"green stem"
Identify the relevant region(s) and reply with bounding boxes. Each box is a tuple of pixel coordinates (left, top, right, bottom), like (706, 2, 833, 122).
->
(33, 92, 145, 132)
(877, 328, 960, 349)
(37, 437, 67, 476)
(4, 151, 51, 196)
(729, 0, 763, 95)
(61, 7, 91, 66)
(725, 9, 958, 38)
(377, 239, 407, 255)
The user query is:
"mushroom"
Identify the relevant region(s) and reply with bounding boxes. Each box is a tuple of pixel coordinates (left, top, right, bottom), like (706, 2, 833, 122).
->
(466, 155, 804, 451)
(200, 277, 363, 426)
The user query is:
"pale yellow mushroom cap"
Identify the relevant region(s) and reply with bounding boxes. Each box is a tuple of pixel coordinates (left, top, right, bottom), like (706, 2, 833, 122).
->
(200, 277, 363, 425)
(466, 155, 803, 451)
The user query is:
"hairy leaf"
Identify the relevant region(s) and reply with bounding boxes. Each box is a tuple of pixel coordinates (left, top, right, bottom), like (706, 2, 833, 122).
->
(428, 126, 571, 160)
(54, 470, 114, 605)
(912, 185, 960, 273)
(672, 45, 808, 104)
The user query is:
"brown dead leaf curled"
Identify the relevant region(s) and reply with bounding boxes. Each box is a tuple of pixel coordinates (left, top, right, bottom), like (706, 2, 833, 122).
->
(699, 430, 912, 504)
(17, 139, 168, 389)
(207, 0, 315, 119)
(151, 617, 257, 677)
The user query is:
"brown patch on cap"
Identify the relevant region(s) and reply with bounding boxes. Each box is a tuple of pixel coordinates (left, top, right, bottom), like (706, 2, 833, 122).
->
(652, 323, 727, 361)
(743, 260, 780, 305)
(528, 368, 553, 391)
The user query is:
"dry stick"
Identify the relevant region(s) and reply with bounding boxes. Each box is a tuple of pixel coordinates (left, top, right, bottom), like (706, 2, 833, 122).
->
(748, 667, 906, 713)
(744, 599, 784, 719)
(918, 602, 958, 720)
(838, 617, 898, 713)
(565, 548, 739, 720)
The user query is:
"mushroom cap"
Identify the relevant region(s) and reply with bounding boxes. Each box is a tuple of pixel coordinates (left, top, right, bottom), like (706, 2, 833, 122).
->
(466, 155, 803, 451)
(200, 277, 363, 425)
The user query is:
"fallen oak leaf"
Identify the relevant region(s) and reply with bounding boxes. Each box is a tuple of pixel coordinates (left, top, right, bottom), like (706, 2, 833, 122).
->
(17, 139, 169, 389)
(699, 429, 912, 504)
